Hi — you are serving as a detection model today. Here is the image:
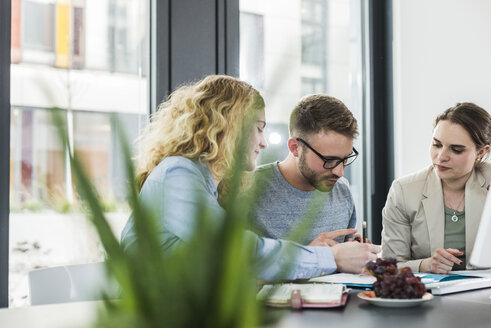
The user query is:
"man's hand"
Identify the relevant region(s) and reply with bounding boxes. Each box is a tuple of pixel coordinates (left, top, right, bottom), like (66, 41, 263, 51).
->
(330, 242, 381, 273)
(307, 229, 357, 247)
(419, 248, 463, 273)
(348, 234, 372, 244)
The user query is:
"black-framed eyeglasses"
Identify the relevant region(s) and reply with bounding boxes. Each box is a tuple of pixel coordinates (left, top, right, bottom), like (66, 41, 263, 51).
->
(296, 138, 359, 169)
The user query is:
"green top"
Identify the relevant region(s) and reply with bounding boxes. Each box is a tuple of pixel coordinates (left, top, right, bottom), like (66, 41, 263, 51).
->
(444, 206, 466, 271)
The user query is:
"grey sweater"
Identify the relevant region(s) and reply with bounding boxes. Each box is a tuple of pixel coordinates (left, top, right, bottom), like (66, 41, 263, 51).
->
(250, 162, 357, 244)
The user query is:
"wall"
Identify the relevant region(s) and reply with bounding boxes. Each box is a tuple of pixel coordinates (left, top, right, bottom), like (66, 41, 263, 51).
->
(393, 0, 491, 178)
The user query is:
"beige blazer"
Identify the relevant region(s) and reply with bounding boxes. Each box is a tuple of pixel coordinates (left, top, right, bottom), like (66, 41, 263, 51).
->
(381, 163, 491, 272)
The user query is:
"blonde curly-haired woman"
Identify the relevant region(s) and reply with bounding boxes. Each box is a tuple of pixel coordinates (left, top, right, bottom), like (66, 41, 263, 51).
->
(121, 75, 379, 280)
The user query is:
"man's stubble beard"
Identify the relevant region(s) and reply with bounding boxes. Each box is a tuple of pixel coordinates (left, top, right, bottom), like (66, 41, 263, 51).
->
(298, 151, 338, 192)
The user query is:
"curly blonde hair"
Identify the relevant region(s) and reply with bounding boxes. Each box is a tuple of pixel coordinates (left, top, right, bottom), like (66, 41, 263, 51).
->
(135, 75, 265, 190)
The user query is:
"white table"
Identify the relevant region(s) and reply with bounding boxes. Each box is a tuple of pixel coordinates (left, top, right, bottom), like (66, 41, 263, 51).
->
(0, 301, 100, 328)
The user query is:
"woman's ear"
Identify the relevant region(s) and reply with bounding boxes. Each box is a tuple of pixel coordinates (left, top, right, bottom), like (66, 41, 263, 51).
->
(288, 138, 300, 157)
(478, 145, 490, 160)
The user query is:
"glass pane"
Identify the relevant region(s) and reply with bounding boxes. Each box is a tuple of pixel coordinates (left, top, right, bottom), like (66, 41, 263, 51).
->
(239, 0, 366, 231)
(9, 0, 149, 307)
(23, 1, 55, 50)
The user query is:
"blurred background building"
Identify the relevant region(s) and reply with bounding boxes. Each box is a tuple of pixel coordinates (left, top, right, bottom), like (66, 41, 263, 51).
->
(9, 0, 148, 306)
(10, 0, 147, 212)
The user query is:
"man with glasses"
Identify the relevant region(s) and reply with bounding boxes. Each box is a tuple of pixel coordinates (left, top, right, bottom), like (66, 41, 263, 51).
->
(251, 94, 365, 253)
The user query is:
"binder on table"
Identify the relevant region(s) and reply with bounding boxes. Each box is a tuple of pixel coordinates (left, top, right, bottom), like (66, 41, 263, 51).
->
(416, 270, 491, 295)
(257, 283, 348, 308)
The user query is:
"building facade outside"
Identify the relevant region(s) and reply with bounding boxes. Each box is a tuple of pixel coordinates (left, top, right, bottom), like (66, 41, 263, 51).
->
(10, 0, 148, 306)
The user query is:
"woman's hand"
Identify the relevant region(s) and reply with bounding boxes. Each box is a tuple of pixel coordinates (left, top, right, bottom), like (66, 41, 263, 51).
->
(419, 248, 463, 273)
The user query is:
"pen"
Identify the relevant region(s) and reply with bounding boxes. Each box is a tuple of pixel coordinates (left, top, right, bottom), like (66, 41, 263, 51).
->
(362, 221, 367, 243)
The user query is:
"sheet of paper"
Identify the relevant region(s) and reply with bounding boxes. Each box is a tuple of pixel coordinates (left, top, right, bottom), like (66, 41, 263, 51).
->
(308, 273, 375, 286)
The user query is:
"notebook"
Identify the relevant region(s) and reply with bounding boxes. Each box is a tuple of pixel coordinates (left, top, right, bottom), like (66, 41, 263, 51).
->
(257, 283, 348, 308)
(416, 270, 491, 295)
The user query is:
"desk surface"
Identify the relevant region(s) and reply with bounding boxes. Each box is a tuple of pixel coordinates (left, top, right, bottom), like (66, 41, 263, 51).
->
(0, 289, 490, 327)
(276, 288, 491, 328)
(0, 300, 99, 328)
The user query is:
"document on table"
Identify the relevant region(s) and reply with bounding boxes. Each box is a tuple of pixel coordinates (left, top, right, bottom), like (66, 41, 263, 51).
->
(308, 273, 375, 288)
(308, 269, 491, 292)
(450, 269, 491, 278)
(416, 268, 491, 284)
(416, 269, 491, 295)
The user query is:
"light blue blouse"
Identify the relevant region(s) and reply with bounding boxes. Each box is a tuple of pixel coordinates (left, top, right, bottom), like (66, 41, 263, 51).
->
(121, 156, 337, 281)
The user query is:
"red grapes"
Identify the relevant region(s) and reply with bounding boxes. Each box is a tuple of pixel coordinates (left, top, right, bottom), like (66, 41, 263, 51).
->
(365, 258, 398, 278)
(365, 258, 426, 299)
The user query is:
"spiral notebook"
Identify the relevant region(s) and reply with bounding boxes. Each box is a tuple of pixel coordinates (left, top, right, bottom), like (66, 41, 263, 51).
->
(257, 283, 348, 308)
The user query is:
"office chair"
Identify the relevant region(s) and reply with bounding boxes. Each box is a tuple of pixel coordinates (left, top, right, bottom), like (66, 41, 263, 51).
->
(28, 262, 119, 305)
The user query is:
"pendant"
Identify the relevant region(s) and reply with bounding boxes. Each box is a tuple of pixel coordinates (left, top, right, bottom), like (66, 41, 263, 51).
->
(451, 214, 459, 223)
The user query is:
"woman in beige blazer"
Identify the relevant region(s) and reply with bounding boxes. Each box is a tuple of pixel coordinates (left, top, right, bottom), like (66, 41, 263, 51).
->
(382, 103, 491, 273)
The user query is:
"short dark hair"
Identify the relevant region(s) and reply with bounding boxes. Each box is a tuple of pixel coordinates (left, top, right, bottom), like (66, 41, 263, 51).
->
(289, 94, 358, 139)
(434, 102, 491, 150)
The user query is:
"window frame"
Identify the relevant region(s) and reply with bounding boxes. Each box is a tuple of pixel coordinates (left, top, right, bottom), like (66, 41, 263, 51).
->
(0, 0, 12, 309)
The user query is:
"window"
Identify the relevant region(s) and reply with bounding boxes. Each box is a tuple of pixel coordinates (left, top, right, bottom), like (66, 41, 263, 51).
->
(9, 0, 148, 307)
(301, 76, 324, 95)
(21, 0, 55, 65)
(72, 6, 85, 69)
(240, 12, 264, 89)
(107, 0, 142, 74)
(239, 0, 366, 234)
(23, 1, 55, 51)
(19, 0, 86, 69)
(301, 0, 327, 67)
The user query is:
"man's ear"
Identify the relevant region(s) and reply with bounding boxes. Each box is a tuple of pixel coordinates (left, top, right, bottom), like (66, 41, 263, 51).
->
(288, 138, 300, 157)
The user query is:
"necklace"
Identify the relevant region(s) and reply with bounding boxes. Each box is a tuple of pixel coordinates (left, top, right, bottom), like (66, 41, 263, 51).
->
(447, 194, 465, 223)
